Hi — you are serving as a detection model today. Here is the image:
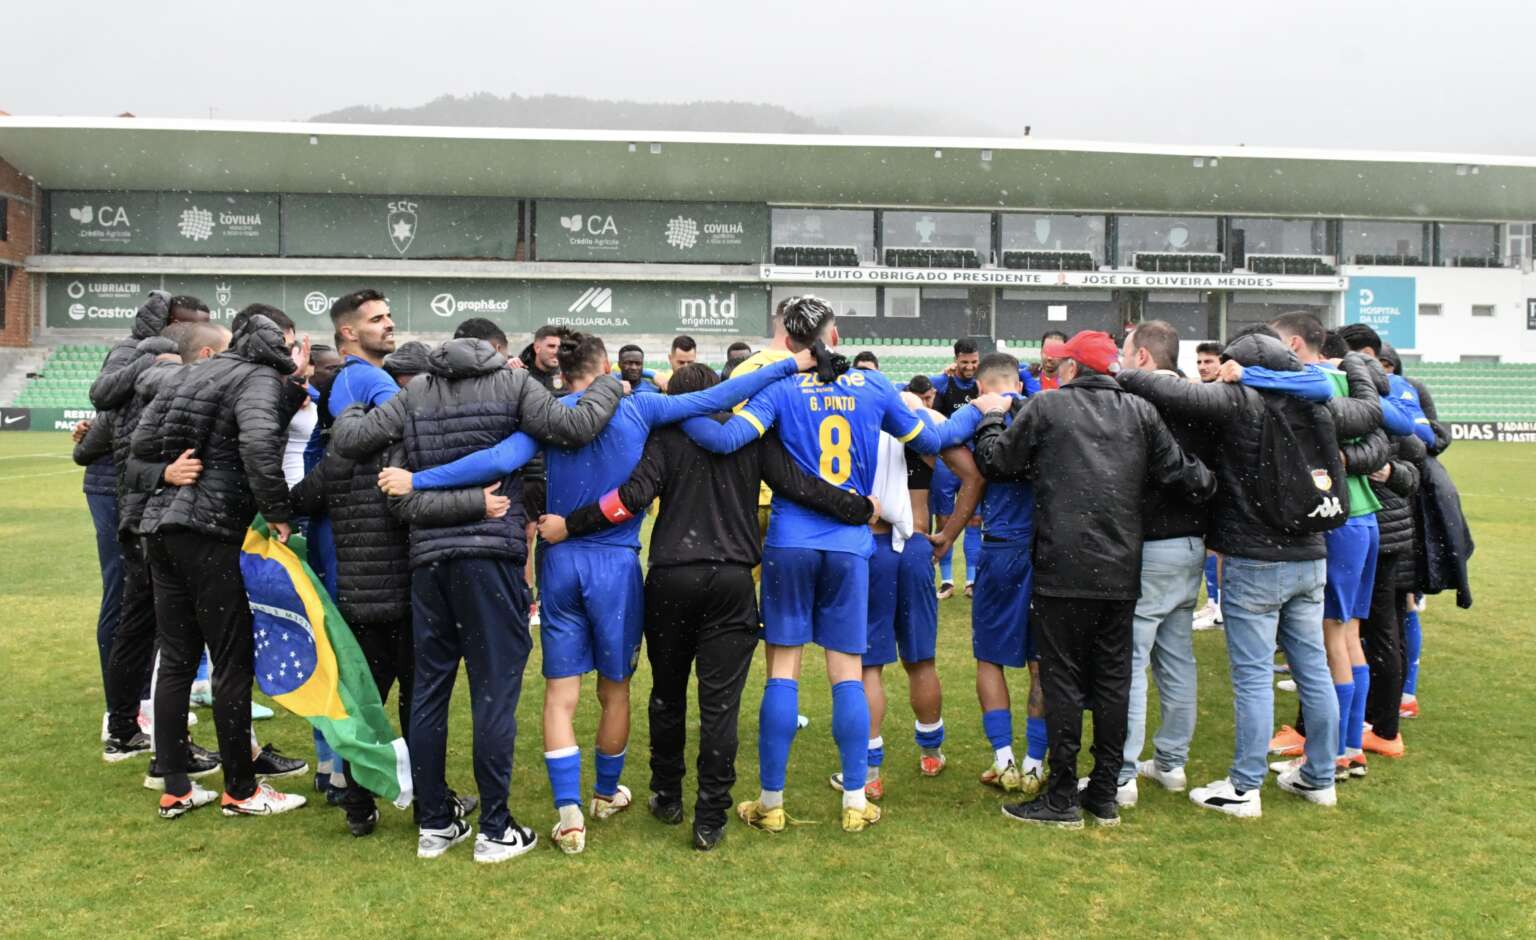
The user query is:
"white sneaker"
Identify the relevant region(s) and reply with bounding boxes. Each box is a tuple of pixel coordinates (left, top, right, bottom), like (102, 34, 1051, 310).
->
(1277, 766, 1338, 806)
(221, 781, 308, 816)
(528, 602, 541, 628)
(189, 679, 214, 708)
(1188, 778, 1262, 818)
(590, 783, 632, 820)
(1077, 775, 1138, 807)
(158, 782, 219, 819)
(417, 819, 472, 859)
(474, 823, 539, 863)
(1269, 756, 1303, 775)
(1276, 678, 1297, 693)
(101, 712, 110, 744)
(1192, 604, 1223, 631)
(1136, 760, 1188, 792)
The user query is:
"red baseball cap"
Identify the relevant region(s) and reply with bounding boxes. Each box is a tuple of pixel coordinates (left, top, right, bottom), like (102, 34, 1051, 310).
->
(1042, 330, 1121, 375)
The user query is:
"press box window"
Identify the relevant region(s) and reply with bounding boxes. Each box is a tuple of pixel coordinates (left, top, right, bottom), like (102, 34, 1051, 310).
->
(1418, 304, 1441, 317)
(1472, 304, 1496, 317)
(771, 208, 875, 266)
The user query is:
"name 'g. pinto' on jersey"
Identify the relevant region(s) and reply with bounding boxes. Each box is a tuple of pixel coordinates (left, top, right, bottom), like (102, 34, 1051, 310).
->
(682, 366, 945, 557)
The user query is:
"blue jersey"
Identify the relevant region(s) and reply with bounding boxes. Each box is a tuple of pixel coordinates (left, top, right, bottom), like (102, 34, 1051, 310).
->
(1387, 373, 1435, 446)
(742, 368, 939, 556)
(977, 397, 1034, 547)
(409, 357, 801, 548)
(328, 355, 398, 415)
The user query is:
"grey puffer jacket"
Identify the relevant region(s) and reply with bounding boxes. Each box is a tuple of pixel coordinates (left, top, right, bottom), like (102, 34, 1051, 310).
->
(331, 337, 624, 567)
(1118, 334, 1382, 562)
(132, 315, 305, 543)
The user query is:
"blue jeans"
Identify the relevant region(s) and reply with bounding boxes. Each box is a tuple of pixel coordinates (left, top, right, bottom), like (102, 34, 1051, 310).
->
(1121, 536, 1203, 783)
(1221, 556, 1337, 790)
(86, 492, 124, 706)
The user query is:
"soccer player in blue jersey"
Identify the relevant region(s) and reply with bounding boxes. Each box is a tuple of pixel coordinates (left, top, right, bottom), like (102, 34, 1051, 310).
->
(953, 353, 1052, 795)
(678, 297, 954, 833)
(378, 332, 816, 854)
(828, 393, 984, 802)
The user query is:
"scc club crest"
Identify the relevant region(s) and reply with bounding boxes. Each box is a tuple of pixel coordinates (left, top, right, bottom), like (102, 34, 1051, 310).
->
(386, 199, 418, 255)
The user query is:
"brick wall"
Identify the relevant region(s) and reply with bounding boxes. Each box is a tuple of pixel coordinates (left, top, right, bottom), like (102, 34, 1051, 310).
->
(0, 156, 38, 346)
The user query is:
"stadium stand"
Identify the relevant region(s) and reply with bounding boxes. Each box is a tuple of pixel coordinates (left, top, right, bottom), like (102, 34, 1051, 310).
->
(11, 344, 109, 411)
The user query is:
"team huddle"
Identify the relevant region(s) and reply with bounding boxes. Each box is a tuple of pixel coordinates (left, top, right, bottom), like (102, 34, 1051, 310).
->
(75, 287, 1471, 861)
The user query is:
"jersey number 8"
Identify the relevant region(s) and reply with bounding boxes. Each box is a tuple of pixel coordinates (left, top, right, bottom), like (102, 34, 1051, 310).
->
(818, 415, 852, 485)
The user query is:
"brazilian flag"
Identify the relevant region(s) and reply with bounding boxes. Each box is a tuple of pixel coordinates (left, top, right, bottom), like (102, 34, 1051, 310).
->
(240, 519, 412, 808)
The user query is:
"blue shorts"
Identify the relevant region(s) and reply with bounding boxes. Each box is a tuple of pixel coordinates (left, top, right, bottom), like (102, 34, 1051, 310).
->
(1323, 514, 1379, 622)
(865, 533, 939, 666)
(930, 472, 959, 517)
(761, 546, 868, 654)
(537, 541, 645, 681)
(971, 542, 1036, 667)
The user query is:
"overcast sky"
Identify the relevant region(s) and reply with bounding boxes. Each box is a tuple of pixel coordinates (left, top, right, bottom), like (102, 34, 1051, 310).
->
(7, 0, 1536, 153)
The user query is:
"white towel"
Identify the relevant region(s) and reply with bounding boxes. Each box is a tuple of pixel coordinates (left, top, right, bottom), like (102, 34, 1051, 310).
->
(873, 431, 915, 552)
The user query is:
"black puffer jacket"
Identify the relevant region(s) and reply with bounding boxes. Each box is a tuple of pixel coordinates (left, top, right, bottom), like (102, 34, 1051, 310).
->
(84, 292, 173, 498)
(290, 443, 483, 625)
(1373, 433, 1425, 558)
(72, 411, 116, 493)
(1118, 334, 1383, 562)
(110, 359, 191, 533)
(973, 372, 1215, 600)
(331, 338, 624, 568)
(1134, 370, 1218, 542)
(133, 315, 304, 543)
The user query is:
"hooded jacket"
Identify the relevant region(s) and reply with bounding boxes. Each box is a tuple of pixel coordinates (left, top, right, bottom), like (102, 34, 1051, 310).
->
(973, 371, 1216, 600)
(83, 292, 173, 497)
(1118, 334, 1383, 562)
(132, 314, 303, 543)
(289, 440, 482, 625)
(330, 337, 623, 567)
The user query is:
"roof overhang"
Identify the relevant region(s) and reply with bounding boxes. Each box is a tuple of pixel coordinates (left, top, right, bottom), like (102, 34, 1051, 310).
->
(1, 116, 1534, 220)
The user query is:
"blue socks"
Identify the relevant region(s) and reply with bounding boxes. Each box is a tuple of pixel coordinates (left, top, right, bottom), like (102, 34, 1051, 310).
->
(1334, 683, 1353, 756)
(1204, 555, 1221, 605)
(1348, 665, 1370, 749)
(544, 746, 582, 809)
(1403, 609, 1422, 695)
(758, 678, 798, 791)
(982, 708, 1013, 752)
(914, 718, 945, 750)
(831, 680, 870, 793)
(195, 650, 211, 683)
(594, 748, 626, 799)
(938, 543, 954, 583)
(1025, 716, 1049, 762)
(963, 527, 981, 584)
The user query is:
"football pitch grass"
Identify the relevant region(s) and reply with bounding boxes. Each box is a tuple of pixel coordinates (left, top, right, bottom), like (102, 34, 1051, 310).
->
(1, 433, 1532, 938)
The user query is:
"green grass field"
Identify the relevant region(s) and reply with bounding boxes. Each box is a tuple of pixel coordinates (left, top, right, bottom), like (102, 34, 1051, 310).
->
(1, 433, 1533, 938)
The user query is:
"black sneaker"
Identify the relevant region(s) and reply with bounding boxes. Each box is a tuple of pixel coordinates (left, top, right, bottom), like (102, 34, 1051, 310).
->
(1081, 797, 1121, 828)
(103, 732, 152, 763)
(1001, 797, 1084, 829)
(347, 809, 380, 838)
(648, 792, 685, 826)
(253, 743, 308, 780)
(447, 789, 480, 820)
(143, 746, 223, 791)
(692, 823, 726, 852)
